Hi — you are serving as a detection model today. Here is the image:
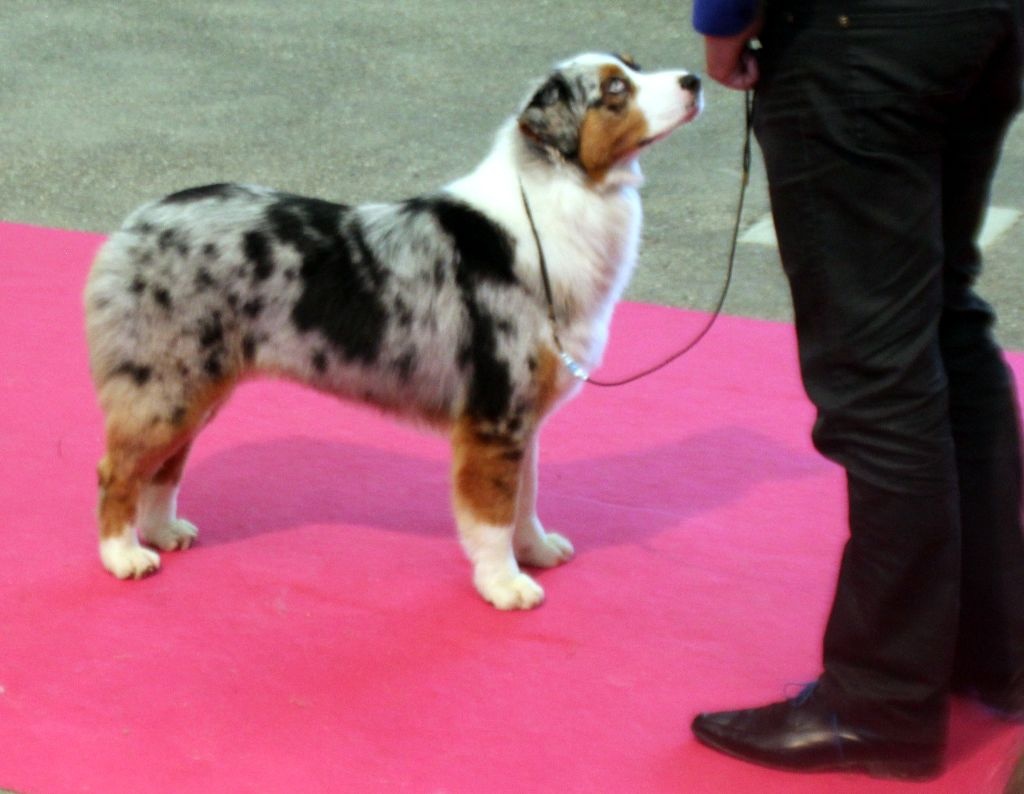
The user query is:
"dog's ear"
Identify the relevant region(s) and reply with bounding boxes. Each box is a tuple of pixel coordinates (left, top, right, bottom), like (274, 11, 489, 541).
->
(517, 73, 581, 160)
(614, 52, 642, 71)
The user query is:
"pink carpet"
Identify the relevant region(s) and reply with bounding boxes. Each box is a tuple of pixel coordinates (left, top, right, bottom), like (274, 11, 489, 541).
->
(1, 221, 1022, 793)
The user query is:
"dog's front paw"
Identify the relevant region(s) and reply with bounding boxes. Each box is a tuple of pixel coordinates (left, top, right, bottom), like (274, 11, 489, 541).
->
(100, 536, 161, 579)
(139, 518, 199, 551)
(515, 531, 574, 569)
(476, 571, 545, 610)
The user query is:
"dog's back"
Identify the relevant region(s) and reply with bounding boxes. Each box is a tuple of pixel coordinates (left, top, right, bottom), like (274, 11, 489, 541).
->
(86, 183, 550, 428)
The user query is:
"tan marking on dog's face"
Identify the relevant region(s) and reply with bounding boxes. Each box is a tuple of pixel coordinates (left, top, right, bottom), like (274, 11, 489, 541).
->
(451, 418, 522, 527)
(578, 65, 650, 183)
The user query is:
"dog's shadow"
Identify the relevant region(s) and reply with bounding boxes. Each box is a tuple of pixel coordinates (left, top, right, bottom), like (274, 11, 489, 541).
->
(180, 425, 823, 550)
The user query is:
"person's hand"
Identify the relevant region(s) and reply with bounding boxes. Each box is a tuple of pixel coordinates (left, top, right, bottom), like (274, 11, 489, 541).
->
(703, 18, 763, 91)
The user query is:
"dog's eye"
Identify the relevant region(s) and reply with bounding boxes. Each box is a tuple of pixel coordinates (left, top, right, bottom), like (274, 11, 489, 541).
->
(601, 76, 631, 106)
(605, 77, 628, 95)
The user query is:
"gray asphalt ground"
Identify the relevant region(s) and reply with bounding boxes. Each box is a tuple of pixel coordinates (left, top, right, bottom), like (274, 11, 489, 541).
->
(3, 0, 1022, 348)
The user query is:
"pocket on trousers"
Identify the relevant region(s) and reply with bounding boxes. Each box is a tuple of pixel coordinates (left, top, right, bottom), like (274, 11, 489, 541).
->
(839, 8, 1008, 152)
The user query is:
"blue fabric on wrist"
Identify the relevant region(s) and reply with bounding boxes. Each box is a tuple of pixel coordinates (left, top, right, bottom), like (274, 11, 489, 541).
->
(692, 0, 759, 37)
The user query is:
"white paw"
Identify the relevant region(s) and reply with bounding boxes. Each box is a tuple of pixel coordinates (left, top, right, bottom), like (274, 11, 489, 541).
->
(100, 535, 161, 579)
(476, 571, 545, 610)
(515, 531, 575, 569)
(139, 518, 198, 551)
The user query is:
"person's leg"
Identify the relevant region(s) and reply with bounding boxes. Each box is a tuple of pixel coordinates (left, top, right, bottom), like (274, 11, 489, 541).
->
(944, 304, 1024, 711)
(753, 3, 981, 735)
(939, 19, 1024, 710)
(693, 1, 1021, 775)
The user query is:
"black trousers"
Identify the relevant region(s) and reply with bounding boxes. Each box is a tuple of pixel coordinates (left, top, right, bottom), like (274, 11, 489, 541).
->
(754, 0, 1024, 736)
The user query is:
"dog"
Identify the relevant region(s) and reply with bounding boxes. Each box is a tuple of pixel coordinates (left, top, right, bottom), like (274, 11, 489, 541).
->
(84, 52, 702, 609)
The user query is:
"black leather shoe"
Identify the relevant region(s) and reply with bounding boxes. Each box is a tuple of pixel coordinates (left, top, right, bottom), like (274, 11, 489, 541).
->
(691, 685, 944, 780)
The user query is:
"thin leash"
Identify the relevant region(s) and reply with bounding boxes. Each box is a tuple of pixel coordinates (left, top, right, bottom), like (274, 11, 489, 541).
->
(521, 90, 754, 388)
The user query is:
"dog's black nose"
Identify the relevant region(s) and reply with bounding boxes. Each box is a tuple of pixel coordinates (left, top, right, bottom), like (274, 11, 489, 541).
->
(679, 73, 702, 93)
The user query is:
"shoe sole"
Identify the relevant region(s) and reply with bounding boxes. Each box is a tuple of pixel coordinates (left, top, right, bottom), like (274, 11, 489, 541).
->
(693, 731, 944, 781)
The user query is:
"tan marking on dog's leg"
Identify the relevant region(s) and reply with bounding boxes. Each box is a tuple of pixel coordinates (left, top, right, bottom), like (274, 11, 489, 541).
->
(533, 346, 564, 417)
(512, 435, 574, 568)
(137, 443, 199, 552)
(97, 436, 162, 579)
(95, 378, 235, 578)
(452, 417, 543, 610)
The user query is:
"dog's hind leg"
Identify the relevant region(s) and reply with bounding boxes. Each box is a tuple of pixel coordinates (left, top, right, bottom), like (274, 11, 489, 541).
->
(95, 379, 233, 579)
(97, 425, 179, 579)
(136, 441, 199, 552)
(452, 417, 544, 610)
(512, 435, 574, 569)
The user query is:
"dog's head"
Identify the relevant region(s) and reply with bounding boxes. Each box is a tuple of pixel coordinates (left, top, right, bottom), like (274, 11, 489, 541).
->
(518, 52, 702, 183)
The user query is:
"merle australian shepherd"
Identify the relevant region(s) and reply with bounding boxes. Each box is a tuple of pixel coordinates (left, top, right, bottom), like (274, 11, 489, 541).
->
(84, 53, 702, 609)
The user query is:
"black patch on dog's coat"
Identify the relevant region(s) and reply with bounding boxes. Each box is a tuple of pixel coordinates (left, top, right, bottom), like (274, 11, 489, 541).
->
(306, 197, 353, 241)
(408, 197, 518, 422)
(266, 204, 307, 248)
(345, 222, 390, 292)
(409, 197, 518, 288)
(198, 313, 224, 350)
(204, 355, 223, 378)
(459, 302, 513, 422)
(158, 228, 190, 258)
(152, 286, 172, 310)
(242, 297, 264, 318)
(267, 195, 353, 251)
(243, 231, 275, 282)
(162, 184, 237, 204)
(282, 197, 390, 365)
(112, 362, 152, 386)
(242, 334, 258, 362)
(195, 267, 217, 290)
